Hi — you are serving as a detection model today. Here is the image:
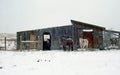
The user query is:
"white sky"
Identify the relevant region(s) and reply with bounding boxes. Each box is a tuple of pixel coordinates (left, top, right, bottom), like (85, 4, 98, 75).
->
(0, 0, 120, 33)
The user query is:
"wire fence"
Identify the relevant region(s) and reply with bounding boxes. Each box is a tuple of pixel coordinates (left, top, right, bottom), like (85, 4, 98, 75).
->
(0, 33, 16, 50)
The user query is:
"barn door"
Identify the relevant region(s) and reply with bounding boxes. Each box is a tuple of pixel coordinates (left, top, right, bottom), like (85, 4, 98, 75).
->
(83, 32, 93, 48)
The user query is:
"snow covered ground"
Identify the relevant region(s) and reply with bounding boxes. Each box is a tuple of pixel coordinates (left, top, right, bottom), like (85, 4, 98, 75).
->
(0, 49, 120, 75)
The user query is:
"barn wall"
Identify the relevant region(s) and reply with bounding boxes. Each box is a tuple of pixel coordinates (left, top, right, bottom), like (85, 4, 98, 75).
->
(17, 31, 32, 50)
(73, 23, 104, 49)
(17, 25, 74, 50)
(93, 29, 104, 48)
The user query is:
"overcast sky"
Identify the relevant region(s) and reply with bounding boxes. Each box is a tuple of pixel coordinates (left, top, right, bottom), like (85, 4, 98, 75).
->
(0, 0, 120, 33)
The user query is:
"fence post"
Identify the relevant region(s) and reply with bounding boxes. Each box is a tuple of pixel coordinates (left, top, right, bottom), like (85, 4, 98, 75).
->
(5, 37, 6, 50)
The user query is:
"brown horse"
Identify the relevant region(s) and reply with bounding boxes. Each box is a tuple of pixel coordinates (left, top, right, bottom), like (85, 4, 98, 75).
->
(61, 38, 73, 51)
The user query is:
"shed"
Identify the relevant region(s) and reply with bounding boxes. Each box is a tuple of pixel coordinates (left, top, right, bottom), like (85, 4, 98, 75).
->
(17, 20, 105, 50)
(104, 30, 120, 49)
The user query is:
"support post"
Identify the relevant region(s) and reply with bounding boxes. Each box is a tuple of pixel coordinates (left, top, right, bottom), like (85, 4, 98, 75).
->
(119, 33, 120, 49)
(20, 36, 22, 51)
(37, 36, 41, 50)
(5, 37, 6, 50)
(37, 36, 40, 50)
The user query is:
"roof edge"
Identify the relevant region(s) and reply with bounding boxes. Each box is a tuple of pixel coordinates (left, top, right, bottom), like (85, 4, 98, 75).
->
(71, 20, 105, 29)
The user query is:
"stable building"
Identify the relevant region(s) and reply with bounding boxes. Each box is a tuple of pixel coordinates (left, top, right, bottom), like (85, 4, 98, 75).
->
(17, 20, 105, 50)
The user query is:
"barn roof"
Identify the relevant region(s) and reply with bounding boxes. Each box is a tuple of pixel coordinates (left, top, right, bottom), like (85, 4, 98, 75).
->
(18, 20, 106, 33)
(71, 20, 105, 30)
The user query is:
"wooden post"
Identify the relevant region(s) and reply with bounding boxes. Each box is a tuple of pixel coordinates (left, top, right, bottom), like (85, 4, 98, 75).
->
(20, 36, 22, 51)
(37, 36, 39, 50)
(37, 36, 41, 50)
(119, 33, 120, 49)
(5, 37, 6, 50)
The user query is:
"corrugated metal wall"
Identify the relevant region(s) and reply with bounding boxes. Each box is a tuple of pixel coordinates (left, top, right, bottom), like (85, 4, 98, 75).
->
(17, 25, 74, 50)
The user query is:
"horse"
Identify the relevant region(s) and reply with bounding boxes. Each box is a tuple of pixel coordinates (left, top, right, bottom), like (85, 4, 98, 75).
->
(61, 38, 73, 51)
(79, 38, 88, 48)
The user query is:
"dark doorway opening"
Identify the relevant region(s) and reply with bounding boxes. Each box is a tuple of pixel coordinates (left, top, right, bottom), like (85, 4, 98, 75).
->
(43, 32, 51, 50)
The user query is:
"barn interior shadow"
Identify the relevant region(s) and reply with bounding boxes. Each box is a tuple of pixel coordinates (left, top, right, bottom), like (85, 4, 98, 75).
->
(43, 32, 51, 50)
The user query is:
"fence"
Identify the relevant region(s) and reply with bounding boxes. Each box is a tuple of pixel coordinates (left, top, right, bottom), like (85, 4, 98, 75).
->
(0, 37, 16, 50)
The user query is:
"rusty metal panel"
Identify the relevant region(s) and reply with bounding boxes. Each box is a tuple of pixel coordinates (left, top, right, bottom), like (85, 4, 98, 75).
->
(30, 32, 36, 49)
(17, 25, 73, 50)
(83, 32, 93, 48)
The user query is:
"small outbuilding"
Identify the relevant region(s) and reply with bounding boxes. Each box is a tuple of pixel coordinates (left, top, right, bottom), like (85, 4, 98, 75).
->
(103, 30, 120, 49)
(17, 20, 106, 50)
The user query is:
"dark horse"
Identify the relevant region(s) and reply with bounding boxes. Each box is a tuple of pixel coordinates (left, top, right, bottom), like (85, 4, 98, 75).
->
(61, 38, 73, 51)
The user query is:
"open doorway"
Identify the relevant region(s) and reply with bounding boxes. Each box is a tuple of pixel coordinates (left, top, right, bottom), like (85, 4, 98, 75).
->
(83, 29, 93, 48)
(43, 32, 51, 50)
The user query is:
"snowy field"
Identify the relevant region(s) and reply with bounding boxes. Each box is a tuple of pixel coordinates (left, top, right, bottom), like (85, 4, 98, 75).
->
(0, 49, 120, 75)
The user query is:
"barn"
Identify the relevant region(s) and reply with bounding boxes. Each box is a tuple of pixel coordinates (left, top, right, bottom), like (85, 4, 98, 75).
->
(17, 20, 106, 50)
